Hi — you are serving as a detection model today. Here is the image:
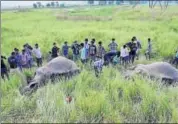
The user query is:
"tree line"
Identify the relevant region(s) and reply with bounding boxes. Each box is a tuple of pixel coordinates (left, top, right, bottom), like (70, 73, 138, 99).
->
(33, 2, 65, 9)
(33, 1, 178, 9)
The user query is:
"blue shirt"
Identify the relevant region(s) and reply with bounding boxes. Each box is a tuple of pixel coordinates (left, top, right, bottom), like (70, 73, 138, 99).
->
(80, 48, 86, 60)
(8, 56, 18, 68)
(15, 53, 22, 66)
(62, 45, 69, 56)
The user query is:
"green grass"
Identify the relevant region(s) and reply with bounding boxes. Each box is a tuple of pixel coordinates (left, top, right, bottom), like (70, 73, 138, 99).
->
(1, 67, 178, 123)
(1, 5, 178, 123)
(2, 5, 178, 57)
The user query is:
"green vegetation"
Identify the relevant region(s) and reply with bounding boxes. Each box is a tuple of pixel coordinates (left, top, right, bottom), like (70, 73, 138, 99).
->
(1, 5, 178, 123)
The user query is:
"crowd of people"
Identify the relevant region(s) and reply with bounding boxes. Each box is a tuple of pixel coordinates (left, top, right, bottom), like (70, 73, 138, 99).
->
(1, 36, 178, 79)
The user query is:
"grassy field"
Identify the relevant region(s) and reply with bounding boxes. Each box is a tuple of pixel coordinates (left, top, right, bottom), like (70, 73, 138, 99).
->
(1, 5, 178, 123)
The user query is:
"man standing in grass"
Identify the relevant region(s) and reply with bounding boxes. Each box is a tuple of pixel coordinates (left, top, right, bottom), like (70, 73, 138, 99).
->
(84, 38, 90, 62)
(97, 41, 105, 59)
(8, 52, 18, 69)
(14, 48, 22, 71)
(120, 45, 129, 66)
(52, 42, 60, 59)
(62, 41, 70, 58)
(93, 56, 104, 77)
(1, 55, 9, 80)
(24, 43, 33, 68)
(89, 40, 97, 65)
(20, 49, 29, 69)
(80, 43, 86, 64)
(33, 43, 42, 67)
(130, 38, 138, 64)
(133, 36, 142, 60)
(108, 38, 118, 53)
(145, 38, 152, 60)
(71, 41, 80, 61)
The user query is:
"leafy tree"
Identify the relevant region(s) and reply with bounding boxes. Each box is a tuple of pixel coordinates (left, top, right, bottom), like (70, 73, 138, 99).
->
(36, 2, 42, 8)
(56, 2, 59, 7)
(99, 0, 107, 5)
(116, 0, 124, 5)
(46, 3, 51, 8)
(108, 0, 114, 5)
(88, 0, 94, 5)
(33, 3, 37, 8)
(60, 3, 65, 8)
(51, 2, 55, 7)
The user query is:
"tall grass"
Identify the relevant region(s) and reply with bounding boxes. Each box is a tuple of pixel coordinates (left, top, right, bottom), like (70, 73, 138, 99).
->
(1, 6, 178, 57)
(1, 67, 178, 123)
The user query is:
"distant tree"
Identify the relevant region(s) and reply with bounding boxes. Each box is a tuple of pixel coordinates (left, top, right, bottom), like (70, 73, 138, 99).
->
(46, 3, 51, 8)
(149, 0, 169, 9)
(108, 0, 114, 5)
(51, 2, 55, 7)
(36, 2, 42, 8)
(56, 2, 59, 7)
(116, 0, 124, 5)
(33, 3, 38, 8)
(88, 0, 94, 5)
(60, 3, 65, 8)
(99, 0, 107, 5)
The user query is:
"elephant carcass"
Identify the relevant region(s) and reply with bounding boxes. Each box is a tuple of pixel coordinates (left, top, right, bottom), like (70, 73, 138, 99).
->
(21, 56, 80, 94)
(126, 62, 178, 84)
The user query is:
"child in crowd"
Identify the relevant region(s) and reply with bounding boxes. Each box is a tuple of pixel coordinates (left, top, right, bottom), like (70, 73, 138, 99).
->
(80, 43, 87, 64)
(113, 51, 121, 65)
(93, 56, 104, 77)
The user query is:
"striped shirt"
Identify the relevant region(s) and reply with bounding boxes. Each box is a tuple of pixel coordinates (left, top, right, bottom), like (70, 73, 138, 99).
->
(108, 42, 118, 53)
(97, 46, 105, 58)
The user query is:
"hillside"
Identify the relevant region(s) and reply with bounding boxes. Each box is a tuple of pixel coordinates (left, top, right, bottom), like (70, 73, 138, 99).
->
(1, 5, 178, 123)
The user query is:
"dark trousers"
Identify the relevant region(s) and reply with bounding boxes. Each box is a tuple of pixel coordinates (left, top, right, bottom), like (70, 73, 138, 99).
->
(36, 58, 42, 67)
(130, 54, 136, 64)
(1, 68, 9, 80)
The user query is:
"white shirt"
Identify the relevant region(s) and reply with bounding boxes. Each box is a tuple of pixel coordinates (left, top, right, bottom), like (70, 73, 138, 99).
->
(120, 47, 129, 57)
(33, 47, 42, 58)
(84, 43, 89, 49)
